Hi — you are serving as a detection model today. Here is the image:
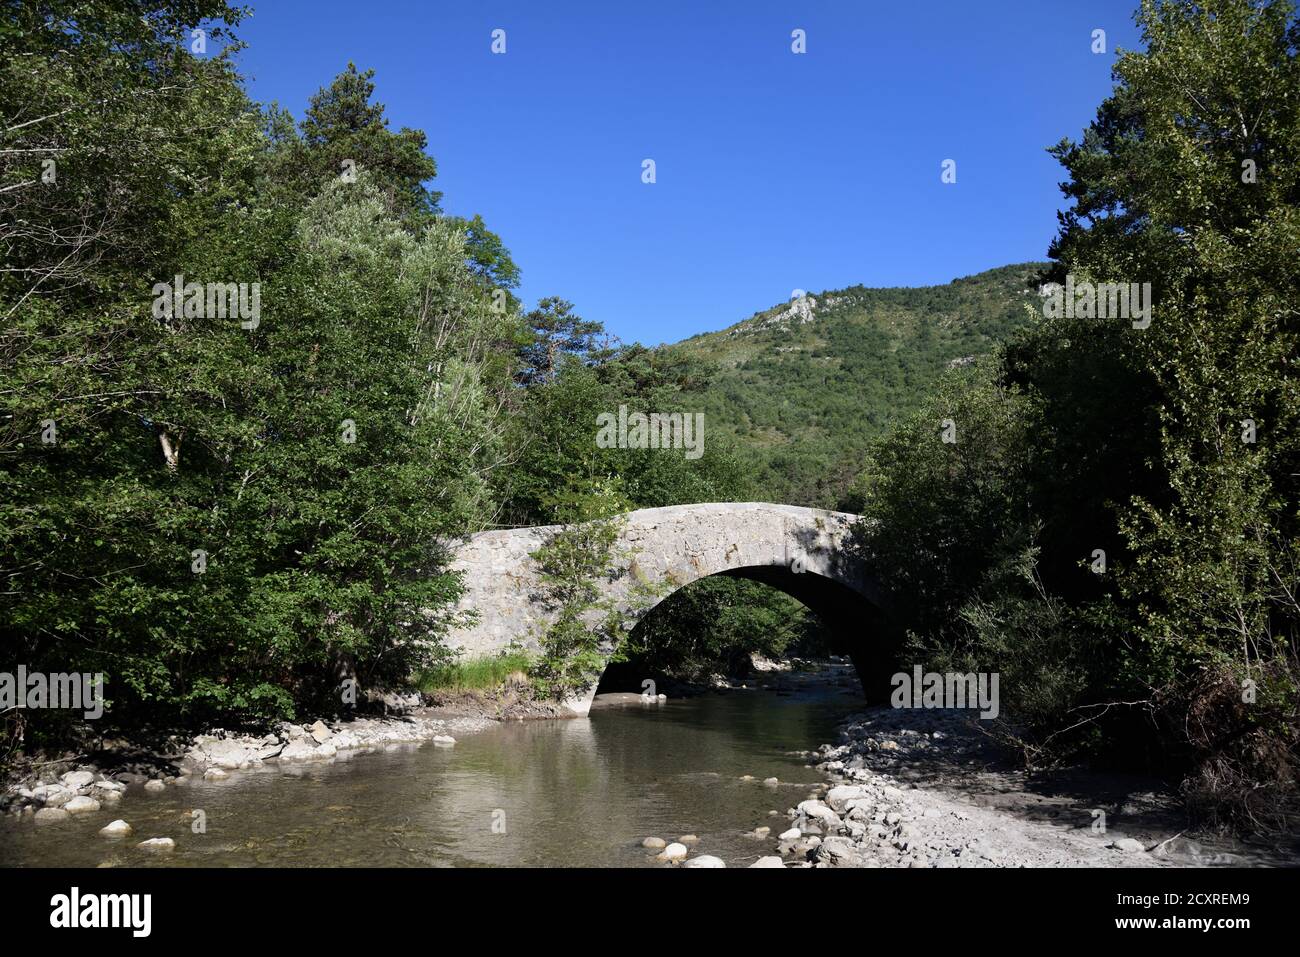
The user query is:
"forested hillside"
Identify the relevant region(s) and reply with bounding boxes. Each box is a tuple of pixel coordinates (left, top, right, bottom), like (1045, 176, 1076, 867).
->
(667, 263, 1044, 507)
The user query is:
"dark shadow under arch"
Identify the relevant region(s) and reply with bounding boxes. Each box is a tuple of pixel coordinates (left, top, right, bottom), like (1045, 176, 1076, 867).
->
(601, 565, 898, 704)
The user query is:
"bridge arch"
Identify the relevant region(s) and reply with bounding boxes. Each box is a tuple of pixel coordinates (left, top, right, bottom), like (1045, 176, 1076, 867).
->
(447, 503, 893, 712)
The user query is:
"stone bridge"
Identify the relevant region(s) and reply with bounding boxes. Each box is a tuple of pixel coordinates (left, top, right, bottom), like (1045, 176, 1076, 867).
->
(447, 503, 893, 713)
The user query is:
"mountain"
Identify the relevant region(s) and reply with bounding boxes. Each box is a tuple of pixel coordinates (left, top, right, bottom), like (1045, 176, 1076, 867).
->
(665, 262, 1048, 507)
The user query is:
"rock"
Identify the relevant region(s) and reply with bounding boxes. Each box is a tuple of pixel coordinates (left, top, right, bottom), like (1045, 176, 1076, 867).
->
(279, 739, 320, 762)
(144, 779, 166, 792)
(431, 735, 456, 748)
(42, 787, 72, 808)
(763, 777, 779, 787)
(137, 838, 175, 851)
(656, 842, 689, 862)
(749, 856, 786, 868)
(778, 827, 801, 840)
(826, 784, 869, 811)
(92, 779, 126, 793)
(1111, 838, 1147, 854)
(34, 807, 70, 824)
(65, 796, 101, 814)
(308, 719, 333, 744)
(796, 800, 841, 828)
(99, 820, 133, 837)
(884, 811, 902, 826)
(750, 826, 770, 839)
(678, 834, 699, 844)
(815, 836, 861, 866)
(681, 855, 725, 868)
(203, 768, 229, 781)
(60, 770, 95, 789)
(739, 775, 754, 781)
(641, 837, 666, 850)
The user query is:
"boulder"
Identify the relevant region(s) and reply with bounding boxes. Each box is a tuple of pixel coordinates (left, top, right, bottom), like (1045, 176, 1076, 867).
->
(308, 720, 333, 744)
(826, 785, 870, 811)
(60, 770, 95, 790)
(796, 800, 842, 828)
(34, 807, 70, 824)
(65, 796, 101, 814)
(656, 842, 689, 862)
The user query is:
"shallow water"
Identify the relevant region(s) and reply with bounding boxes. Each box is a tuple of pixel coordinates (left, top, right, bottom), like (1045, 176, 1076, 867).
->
(0, 679, 859, 868)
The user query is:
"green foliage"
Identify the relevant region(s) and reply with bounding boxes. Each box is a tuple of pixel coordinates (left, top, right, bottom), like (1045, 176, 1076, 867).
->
(417, 650, 534, 694)
(526, 479, 652, 700)
(851, 0, 1300, 826)
(625, 576, 827, 681)
(668, 264, 1045, 508)
(1, 6, 519, 735)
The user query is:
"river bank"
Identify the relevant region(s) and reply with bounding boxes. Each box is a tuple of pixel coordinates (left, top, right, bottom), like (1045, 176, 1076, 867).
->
(762, 684, 1294, 868)
(0, 703, 504, 833)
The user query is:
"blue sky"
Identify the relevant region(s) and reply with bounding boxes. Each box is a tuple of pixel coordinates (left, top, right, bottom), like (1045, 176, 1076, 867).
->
(231, 1, 1144, 346)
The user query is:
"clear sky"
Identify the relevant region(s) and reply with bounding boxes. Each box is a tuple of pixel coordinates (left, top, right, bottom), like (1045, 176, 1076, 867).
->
(230, 1, 1144, 346)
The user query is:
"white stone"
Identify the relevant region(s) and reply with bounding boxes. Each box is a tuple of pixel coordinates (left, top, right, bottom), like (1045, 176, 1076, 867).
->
(749, 856, 786, 868)
(203, 768, 229, 781)
(778, 828, 802, 840)
(137, 837, 175, 850)
(99, 819, 133, 837)
(34, 807, 70, 823)
(681, 855, 725, 868)
(143, 779, 166, 792)
(60, 770, 95, 789)
(65, 795, 100, 814)
(657, 842, 689, 861)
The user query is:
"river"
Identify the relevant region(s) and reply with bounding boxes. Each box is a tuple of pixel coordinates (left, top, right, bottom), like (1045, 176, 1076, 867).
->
(0, 670, 860, 868)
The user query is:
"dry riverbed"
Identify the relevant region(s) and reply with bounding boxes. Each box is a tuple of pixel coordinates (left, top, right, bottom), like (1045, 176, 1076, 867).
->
(749, 694, 1290, 869)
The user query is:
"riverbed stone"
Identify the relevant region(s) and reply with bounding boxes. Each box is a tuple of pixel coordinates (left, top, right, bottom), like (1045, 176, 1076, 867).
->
(204, 768, 229, 781)
(65, 795, 100, 814)
(826, 784, 869, 811)
(99, 820, 132, 837)
(778, 827, 801, 840)
(35, 807, 70, 823)
(60, 770, 95, 790)
(641, 837, 666, 849)
(750, 856, 786, 868)
(308, 720, 333, 744)
(678, 834, 699, 844)
(1111, 838, 1147, 854)
(137, 837, 175, 850)
(682, 855, 725, 868)
(657, 842, 688, 861)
